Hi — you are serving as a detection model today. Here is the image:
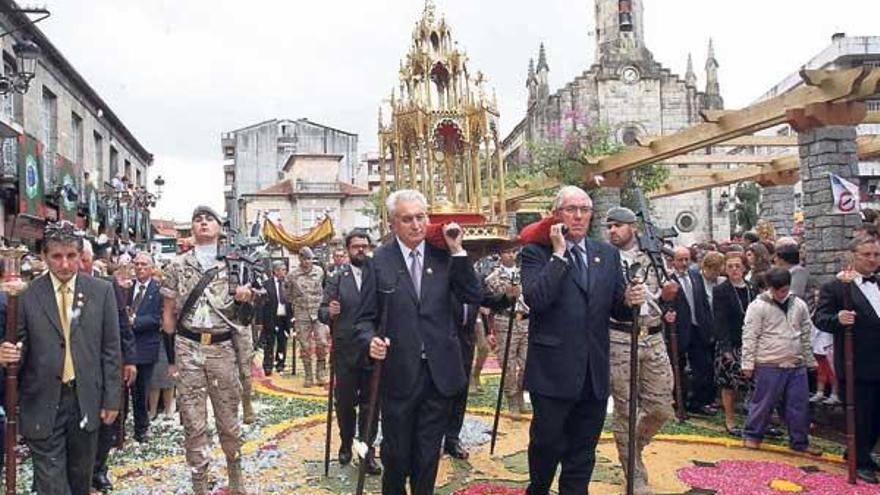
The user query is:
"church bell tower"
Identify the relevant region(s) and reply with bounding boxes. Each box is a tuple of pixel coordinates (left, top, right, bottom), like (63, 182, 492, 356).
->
(594, 0, 650, 65)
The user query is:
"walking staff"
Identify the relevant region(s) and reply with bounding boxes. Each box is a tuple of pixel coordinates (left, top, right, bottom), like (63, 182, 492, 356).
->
(841, 270, 857, 484)
(624, 263, 643, 495)
(323, 284, 340, 477)
(0, 246, 27, 495)
(490, 297, 517, 455)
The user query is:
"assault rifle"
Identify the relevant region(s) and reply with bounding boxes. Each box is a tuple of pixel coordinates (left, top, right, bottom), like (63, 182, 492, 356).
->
(632, 188, 686, 423)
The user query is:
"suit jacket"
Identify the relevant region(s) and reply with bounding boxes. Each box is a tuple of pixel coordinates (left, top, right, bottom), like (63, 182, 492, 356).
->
(129, 279, 163, 365)
(17, 274, 123, 439)
(361, 240, 482, 399)
(319, 263, 374, 371)
(814, 278, 880, 382)
(688, 267, 714, 343)
(521, 240, 628, 401)
(671, 271, 695, 350)
(260, 276, 293, 330)
(110, 280, 137, 365)
(712, 280, 755, 353)
(452, 300, 480, 349)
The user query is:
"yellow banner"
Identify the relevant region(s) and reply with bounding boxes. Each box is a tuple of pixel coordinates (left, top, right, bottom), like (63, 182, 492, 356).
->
(262, 216, 334, 251)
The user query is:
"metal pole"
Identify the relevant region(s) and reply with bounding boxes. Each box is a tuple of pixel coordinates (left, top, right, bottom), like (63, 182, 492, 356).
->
(490, 299, 517, 455)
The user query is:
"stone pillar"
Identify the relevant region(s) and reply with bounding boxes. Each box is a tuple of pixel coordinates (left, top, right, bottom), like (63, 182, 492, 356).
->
(760, 184, 796, 237)
(589, 186, 621, 240)
(799, 126, 862, 284)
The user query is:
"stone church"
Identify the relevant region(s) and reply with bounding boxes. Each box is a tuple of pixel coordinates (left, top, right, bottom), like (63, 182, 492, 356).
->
(502, 0, 731, 244)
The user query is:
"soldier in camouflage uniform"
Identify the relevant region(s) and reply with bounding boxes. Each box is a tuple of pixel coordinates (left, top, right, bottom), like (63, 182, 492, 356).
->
(233, 322, 256, 424)
(605, 207, 676, 495)
(284, 246, 329, 387)
(484, 246, 531, 415)
(161, 206, 253, 495)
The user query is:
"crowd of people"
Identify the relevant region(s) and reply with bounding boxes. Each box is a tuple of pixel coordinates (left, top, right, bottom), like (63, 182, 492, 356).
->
(0, 186, 879, 495)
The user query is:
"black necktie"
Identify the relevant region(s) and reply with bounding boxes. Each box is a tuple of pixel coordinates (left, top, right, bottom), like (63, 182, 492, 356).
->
(864, 275, 878, 285)
(571, 245, 587, 284)
(132, 284, 146, 314)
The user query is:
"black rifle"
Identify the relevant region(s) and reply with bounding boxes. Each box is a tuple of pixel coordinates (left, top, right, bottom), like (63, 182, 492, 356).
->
(632, 188, 685, 422)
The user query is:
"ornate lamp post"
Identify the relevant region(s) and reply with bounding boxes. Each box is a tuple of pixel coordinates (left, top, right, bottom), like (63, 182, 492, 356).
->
(0, 39, 40, 96)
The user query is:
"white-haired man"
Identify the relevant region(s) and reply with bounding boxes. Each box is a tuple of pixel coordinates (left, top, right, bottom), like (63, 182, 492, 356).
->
(521, 185, 645, 495)
(364, 189, 483, 495)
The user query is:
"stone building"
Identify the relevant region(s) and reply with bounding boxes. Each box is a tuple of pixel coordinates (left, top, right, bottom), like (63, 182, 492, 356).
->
(503, 0, 731, 244)
(0, 0, 152, 240)
(239, 152, 372, 242)
(753, 33, 880, 236)
(221, 118, 359, 230)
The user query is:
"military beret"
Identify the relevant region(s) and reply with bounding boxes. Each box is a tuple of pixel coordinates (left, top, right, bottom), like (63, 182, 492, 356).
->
(605, 206, 637, 225)
(191, 205, 221, 223)
(299, 246, 315, 259)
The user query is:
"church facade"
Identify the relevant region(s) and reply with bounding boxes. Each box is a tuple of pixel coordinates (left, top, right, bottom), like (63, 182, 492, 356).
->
(503, 0, 731, 244)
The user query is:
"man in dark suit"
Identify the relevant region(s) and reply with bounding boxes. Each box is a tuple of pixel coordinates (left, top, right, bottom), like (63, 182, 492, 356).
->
(442, 298, 480, 460)
(685, 252, 724, 415)
(0, 222, 122, 495)
(365, 189, 482, 495)
(128, 253, 163, 441)
(318, 230, 381, 474)
(260, 261, 292, 375)
(814, 236, 880, 484)
(520, 186, 643, 495)
(92, 260, 138, 492)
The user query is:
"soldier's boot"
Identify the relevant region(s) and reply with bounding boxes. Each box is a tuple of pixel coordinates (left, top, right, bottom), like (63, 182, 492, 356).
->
(506, 393, 521, 417)
(242, 394, 256, 425)
(316, 358, 328, 386)
(228, 459, 244, 495)
(470, 363, 484, 393)
(191, 470, 210, 495)
(303, 360, 315, 388)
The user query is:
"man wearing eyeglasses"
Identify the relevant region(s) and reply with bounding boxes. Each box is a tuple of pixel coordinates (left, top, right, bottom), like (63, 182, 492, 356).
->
(521, 186, 646, 495)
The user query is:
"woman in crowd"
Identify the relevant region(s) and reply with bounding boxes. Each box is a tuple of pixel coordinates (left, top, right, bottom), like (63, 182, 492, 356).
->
(745, 242, 772, 290)
(713, 252, 756, 437)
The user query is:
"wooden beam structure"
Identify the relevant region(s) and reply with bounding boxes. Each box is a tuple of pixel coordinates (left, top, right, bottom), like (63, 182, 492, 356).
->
(585, 67, 880, 181)
(650, 135, 880, 199)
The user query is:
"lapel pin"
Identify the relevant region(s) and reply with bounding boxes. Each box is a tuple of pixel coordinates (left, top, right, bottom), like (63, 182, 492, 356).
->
(594, 257, 601, 263)
(426, 267, 433, 275)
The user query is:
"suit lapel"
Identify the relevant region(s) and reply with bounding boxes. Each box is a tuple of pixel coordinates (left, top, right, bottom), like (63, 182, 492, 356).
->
(36, 275, 64, 337)
(389, 241, 419, 306)
(851, 282, 880, 321)
(71, 276, 86, 336)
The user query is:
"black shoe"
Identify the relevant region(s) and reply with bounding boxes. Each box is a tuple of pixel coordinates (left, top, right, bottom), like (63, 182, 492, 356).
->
(444, 442, 470, 460)
(92, 471, 113, 492)
(134, 430, 150, 443)
(765, 427, 784, 438)
(365, 452, 382, 475)
(264, 369, 273, 377)
(338, 445, 353, 466)
(688, 405, 717, 417)
(725, 426, 743, 438)
(857, 468, 879, 484)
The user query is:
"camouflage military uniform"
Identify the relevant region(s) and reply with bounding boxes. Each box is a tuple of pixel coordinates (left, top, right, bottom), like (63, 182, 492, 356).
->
(609, 246, 675, 494)
(162, 250, 244, 494)
(485, 263, 530, 414)
(284, 264, 328, 387)
(232, 323, 256, 424)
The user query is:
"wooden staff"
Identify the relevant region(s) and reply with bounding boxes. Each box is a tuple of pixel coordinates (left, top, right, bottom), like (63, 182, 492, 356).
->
(624, 264, 645, 495)
(665, 304, 686, 423)
(490, 298, 517, 456)
(323, 289, 341, 477)
(355, 282, 395, 495)
(4, 291, 19, 495)
(841, 276, 857, 484)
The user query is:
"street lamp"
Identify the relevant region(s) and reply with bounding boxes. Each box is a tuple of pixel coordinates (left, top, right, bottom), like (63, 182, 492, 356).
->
(153, 175, 165, 199)
(0, 39, 40, 96)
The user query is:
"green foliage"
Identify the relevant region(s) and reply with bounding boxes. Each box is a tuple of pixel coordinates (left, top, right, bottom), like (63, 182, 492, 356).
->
(735, 182, 760, 232)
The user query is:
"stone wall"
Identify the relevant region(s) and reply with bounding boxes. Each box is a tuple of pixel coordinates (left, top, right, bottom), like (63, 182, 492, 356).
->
(799, 125, 862, 285)
(760, 185, 796, 237)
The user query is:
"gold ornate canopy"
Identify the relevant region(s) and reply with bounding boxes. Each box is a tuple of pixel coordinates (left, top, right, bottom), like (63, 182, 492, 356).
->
(377, 0, 509, 246)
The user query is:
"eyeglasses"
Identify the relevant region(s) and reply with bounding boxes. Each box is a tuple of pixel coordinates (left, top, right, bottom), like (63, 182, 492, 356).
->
(560, 206, 593, 215)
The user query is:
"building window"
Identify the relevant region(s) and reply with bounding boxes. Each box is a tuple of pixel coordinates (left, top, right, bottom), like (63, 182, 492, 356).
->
(300, 207, 337, 230)
(71, 112, 83, 165)
(124, 158, 132, 180)
(93, 131, 104, 184)
(1, 55, 21, 123)
(225, 171, 235, 186)
(41, 86, 58, 188)
(136, 167, 143, 187)
(109, 145, 119, 179)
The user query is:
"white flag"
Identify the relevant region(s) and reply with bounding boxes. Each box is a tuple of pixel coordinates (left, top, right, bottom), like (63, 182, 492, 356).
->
(829, 173, 860, 215)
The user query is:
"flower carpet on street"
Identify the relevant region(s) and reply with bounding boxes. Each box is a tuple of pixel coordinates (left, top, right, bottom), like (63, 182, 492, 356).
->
(67, 360, 876, 495)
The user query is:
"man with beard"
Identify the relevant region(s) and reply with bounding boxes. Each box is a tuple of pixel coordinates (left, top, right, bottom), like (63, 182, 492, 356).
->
(318, 230, 381, 475)
(605, 207, 677, 495)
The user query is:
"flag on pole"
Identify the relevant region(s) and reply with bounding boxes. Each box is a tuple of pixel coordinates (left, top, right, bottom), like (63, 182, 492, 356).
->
(829, 173, 860, 215)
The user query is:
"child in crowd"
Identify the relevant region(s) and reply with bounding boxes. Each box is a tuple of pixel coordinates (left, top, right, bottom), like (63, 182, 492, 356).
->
(741, 268, 820, 454)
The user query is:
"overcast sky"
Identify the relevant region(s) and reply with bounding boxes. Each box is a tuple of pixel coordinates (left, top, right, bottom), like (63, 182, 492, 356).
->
(38, 0, 880, 221)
